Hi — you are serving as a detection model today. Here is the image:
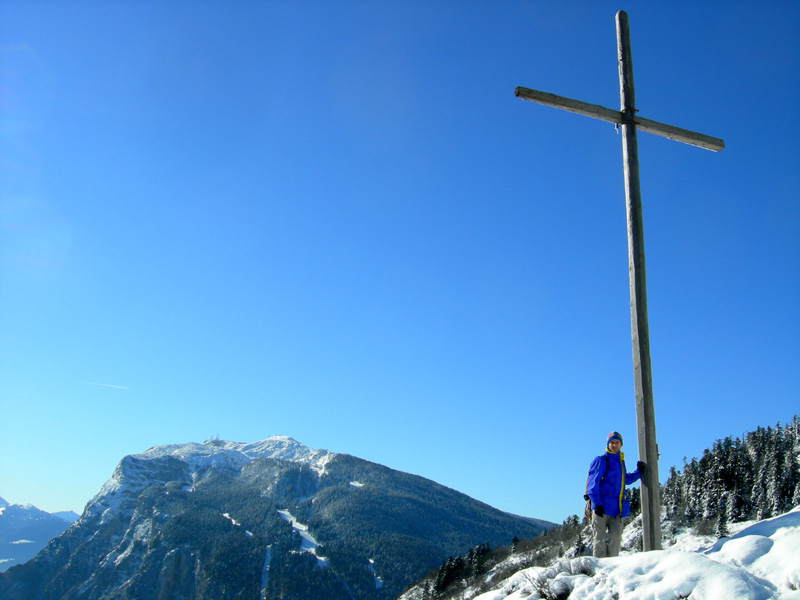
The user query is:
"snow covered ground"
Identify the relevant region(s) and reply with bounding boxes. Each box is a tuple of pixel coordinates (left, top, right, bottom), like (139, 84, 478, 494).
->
(472, 506, 800, 600)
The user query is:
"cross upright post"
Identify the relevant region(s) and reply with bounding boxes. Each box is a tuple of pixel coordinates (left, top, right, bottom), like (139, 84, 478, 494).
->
(515, 10, 723, 552)
(616, 9, 661, 552)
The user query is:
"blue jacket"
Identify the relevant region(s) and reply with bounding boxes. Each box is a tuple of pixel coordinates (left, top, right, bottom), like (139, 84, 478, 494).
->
(586, 451, 641, 518)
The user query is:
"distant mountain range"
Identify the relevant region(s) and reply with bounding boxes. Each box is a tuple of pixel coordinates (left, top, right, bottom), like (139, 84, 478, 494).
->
(0, 437, 552, 599)
(0, 497, 78, 573)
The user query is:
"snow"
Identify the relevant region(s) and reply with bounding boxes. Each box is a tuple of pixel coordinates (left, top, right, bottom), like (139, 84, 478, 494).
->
(368, 558, 384, 589)
(274, 507, 383, 586)
(138, 436, 334, 474)
(705, 508, 800, 596)
(467, 506, 800, 600)
(221, 512, 254, 538)
(85, 436, 333, 522)
(260, 545, 272, 600)
(112, 539, 137, 567)
(569, 551, 774, 599)
(277, 509, 328, 566)
(222, 513, 241, 527)
(0, 503, 50, 519)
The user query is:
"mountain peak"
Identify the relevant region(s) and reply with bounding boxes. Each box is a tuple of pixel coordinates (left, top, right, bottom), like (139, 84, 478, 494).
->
(0, 502, 74, 573)
(1, 437, 550, 599)
(85, 436, 335, 523)
(140, 435, 333, 470)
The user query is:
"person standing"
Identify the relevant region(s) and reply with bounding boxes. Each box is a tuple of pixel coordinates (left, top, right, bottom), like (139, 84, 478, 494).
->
(585, 431, 644, 558)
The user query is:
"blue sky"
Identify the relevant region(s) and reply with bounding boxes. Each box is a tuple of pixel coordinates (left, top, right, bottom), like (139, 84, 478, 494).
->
(1, 1, 797, 525)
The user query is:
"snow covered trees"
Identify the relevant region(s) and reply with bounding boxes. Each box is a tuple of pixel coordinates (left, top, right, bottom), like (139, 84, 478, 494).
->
(662, 416, 800, 530)
(432, 544, 491, 595)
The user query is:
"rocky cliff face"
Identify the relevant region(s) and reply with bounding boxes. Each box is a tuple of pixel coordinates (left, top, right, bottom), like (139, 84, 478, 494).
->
(0, 437, 551, 600)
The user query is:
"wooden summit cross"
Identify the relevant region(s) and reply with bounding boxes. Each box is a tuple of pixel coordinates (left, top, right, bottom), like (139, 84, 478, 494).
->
(515, 10, 724, 552)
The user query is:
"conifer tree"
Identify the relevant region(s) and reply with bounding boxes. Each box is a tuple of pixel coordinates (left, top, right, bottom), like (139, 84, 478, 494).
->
(778, 434, 799, 513)
(716, 493, 729, 539)
(727, 485, 745, 524)
(659, 416, 797, 526)
(752, 437, 772, 520)
(684, 459, 700, 522)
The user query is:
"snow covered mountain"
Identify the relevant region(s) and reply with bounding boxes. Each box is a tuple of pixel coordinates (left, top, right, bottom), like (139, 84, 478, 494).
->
(0, 497, 76, 573)
(85, 436, 333, 525)
(0, 436, 551, 600)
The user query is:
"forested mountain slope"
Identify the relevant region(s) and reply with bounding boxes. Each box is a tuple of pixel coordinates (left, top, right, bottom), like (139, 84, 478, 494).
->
(0, 437, 550, 600)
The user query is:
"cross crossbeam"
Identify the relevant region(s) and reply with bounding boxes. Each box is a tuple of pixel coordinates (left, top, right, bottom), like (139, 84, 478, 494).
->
(516, 10, 723, 552)
(514, 87, 725, 152)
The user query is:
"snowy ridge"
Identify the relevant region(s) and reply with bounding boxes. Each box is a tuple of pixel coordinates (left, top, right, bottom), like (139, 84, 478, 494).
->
(140, 436, 333, 472)
(0, 501, 75, 572)
(85, 436, 333, 521)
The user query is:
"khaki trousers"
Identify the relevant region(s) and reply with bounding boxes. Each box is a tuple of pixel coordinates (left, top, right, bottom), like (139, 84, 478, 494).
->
(592, 513, 623, 558)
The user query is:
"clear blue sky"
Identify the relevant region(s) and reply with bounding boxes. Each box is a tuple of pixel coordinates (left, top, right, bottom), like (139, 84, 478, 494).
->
(1, 1, 797, 525)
